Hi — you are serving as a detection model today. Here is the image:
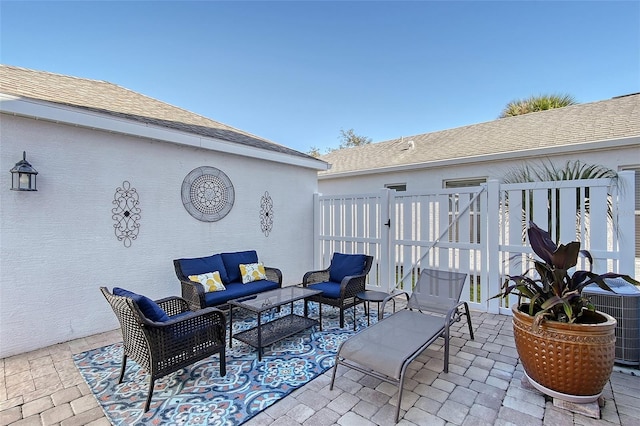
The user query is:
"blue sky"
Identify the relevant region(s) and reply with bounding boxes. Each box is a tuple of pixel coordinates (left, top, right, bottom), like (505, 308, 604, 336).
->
(1, 1, 639, 154)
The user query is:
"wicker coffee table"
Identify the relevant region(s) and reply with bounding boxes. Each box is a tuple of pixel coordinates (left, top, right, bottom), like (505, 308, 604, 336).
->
(229, 286, 322, 360)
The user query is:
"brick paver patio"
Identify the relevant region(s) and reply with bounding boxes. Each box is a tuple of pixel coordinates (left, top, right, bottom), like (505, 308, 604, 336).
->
(1, 310, 638, 425)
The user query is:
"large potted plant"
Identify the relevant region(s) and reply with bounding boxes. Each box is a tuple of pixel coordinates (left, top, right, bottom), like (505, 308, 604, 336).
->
(492, 221, 639, 403)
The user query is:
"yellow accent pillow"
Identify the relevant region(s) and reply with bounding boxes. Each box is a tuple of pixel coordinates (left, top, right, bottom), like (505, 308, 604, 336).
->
(188, 271, 226, 292)
(239, 262, 267, 284)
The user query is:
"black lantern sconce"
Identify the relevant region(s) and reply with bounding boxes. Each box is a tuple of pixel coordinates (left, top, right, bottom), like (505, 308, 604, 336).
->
(10, 151, 38, 191)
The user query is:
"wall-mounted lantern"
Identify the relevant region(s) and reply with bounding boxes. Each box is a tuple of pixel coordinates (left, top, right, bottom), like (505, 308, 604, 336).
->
(10, 151, 38, 191)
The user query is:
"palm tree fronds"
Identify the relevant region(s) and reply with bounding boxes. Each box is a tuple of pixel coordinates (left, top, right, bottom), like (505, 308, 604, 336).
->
(503, 160, 617, 184)
(500, 93, 577, 118)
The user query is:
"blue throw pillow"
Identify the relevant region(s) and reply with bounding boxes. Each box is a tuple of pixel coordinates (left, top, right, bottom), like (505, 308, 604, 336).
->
(177, 254, 229, 284)
(113, 287, 170, 322)
(222, 250, 259, 283)
(329, 253, 367, 283)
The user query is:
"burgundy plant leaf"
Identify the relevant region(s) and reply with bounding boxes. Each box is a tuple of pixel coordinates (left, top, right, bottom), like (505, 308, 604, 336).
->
(568, 270, 591, 291)
(493, 221, 640, 323)
(550, 242, 580, 270)
(579, 250, 593, 271)
(527, 221, 556, 265)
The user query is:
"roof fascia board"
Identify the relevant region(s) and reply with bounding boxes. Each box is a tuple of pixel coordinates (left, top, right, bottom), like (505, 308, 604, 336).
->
(0, 94, 329, 171)
(319, 136, 640, 180)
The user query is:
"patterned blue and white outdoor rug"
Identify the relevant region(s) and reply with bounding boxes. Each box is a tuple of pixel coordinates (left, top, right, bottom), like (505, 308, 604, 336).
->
(73, 303, 373, 425)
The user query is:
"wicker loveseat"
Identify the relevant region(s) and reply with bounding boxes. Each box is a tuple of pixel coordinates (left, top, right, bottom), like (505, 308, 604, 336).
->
(100, 287, 226, 411)
(174, 250, 283, 310)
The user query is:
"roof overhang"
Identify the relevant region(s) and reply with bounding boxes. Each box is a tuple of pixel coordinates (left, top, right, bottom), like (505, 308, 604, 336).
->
(0, 94, 330, 171)
(318, 136, 640, 180)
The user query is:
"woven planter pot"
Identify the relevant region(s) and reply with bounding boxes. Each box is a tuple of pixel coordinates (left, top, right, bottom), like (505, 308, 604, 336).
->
(512, 304, 616, 402)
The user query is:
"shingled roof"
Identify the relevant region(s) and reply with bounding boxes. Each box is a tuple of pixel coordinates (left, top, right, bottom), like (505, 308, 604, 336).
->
(0, 64, 314, 160)
(319, 93, 640, 176)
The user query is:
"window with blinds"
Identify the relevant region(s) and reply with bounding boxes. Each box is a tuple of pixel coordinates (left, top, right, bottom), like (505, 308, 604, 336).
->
(633, 169, 640, 258)
(621, 167, 640, 258)
(443, 178, 487, 189)
(443, 178, 486, 243)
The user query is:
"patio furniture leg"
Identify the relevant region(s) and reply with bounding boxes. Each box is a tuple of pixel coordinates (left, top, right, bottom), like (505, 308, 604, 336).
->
(257, 312, 263, 361)
(395, 360, 414, 423)
(144, 377, 155, 412)
(220, 348, 227, 376)
(339, 309, 344, 328)
(319, 302, 323, 331)
(118, 354, 127, 383)
(444, 324, 450, 373)
(353, 304, 356, 331)
(330, 359, 339, 390)
(229, 305, 234, 348)
(464, 302, 474, 339)
(395, 369, 407, 423)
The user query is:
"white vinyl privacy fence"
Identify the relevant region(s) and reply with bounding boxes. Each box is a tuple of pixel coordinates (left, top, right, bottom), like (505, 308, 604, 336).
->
(313, 171, 636, 314)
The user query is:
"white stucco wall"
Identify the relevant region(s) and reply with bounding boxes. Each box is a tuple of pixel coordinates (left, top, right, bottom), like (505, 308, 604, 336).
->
(0, 114, 319, 357)
(318, 142, 640, 279)
(318, 145, 640, 195)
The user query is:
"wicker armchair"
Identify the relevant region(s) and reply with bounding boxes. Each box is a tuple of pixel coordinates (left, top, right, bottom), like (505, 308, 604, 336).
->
(100, 287, 226, 411)
(302, 253, 374, 330)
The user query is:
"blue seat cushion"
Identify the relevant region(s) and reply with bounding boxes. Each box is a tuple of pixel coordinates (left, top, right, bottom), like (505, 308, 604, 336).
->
(203, 280, 279, 307)
(221, 250, 259, 284)
(329, 253, 367, 283)
(308, 281, 342, 299)
(113, 287, 170, 322)
(177, 254, 229, 284)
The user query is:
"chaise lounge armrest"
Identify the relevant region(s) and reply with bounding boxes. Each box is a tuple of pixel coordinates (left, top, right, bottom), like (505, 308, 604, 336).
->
(379, 289, 470, 323)
(380, 291, 410, 319)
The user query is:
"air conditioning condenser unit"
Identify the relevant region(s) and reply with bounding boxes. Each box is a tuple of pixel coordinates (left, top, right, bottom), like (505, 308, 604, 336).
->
(583, 278, 640, 367)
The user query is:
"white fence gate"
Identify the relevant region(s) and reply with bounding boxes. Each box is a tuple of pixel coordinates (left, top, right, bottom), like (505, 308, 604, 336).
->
(313, 172, 636, 314)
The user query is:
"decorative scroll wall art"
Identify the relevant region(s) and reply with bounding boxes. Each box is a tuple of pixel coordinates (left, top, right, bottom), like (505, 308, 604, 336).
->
(181, 166, 235, 222)
(112, 181, 141, 247)
(260, 191, 274, 237)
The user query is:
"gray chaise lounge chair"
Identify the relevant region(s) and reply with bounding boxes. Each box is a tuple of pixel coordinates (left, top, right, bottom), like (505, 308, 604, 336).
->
(330, 268, 475, 423)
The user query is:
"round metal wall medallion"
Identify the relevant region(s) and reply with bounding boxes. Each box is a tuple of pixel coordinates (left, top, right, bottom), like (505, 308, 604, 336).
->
(181, 166, 235, 222)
